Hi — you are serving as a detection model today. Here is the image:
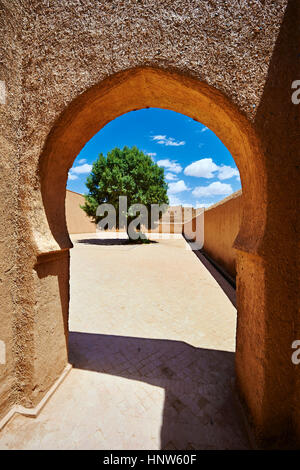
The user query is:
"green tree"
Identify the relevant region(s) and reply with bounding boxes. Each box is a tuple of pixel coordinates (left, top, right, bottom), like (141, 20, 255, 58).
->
(81, 146, 169, 238)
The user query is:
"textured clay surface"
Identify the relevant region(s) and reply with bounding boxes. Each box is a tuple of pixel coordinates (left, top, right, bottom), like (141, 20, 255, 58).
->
(0, 0, 299, 448)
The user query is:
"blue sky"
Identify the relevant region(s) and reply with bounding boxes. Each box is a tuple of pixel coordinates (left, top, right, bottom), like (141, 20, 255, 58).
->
(67, 108, 241, 208)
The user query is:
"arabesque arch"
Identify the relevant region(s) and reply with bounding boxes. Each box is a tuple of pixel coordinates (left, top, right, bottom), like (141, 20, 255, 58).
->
(36, 68, 266, 255)
(22, 68, 295, 447)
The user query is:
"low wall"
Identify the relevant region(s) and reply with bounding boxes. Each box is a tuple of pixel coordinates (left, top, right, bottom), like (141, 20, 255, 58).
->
(204, 190, 242, 278)
(183, 217, 196, 241)
(183, 190, 242, 279)
(67, 188, 242, 278)
(151, 222, 183, 234)
(66, 190, 185, 234)
(65, 190, 96, 234)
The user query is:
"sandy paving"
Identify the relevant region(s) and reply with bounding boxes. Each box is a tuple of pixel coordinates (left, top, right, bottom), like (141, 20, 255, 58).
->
(0, 233, 249, 449)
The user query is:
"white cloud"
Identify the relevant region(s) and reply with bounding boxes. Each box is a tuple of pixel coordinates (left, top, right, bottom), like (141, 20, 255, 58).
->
(168, 196, 193, 207)
(195, 201, 211, 208)
(152, 135, 185, 146)
(217, 165, 239, 180)
(77, 158, 87, 164)
(184, 158, 240, 181)
(146, 152, 157, 157)
(68, 173, 78, 181)
(168, 180, 190, 194)
(192, 182, 233, 198)
(165, 172, 178, 181)
(169, 197, 208, 208)
(157, 159, 182, 174)
(168, 195, 183, 206)
(70, 163, 92, 175)
(184, 158, 218, 178)
(168, 196, 210, 208)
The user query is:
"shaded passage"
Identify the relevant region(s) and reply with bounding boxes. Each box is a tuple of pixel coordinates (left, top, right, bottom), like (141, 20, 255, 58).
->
(69, 332, 248, 449)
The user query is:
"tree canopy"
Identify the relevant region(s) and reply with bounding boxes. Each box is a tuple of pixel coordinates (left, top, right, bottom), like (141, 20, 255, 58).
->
(81, 146, 169, 233)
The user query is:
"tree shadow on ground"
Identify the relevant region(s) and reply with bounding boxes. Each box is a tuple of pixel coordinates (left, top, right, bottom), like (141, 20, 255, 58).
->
(69, 332, 249, 449)
(76, 238, 157, 246)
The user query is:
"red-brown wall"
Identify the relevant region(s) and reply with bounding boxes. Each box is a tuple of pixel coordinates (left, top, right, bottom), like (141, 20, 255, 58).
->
(203, 190, 242, 278)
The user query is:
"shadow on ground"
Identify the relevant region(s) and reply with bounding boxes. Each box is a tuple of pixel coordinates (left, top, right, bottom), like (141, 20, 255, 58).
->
(69, 332, 249, 449)
(182, 238, 236, 307)
(192, 250, 236, 307)
(76, 238, 157, 246)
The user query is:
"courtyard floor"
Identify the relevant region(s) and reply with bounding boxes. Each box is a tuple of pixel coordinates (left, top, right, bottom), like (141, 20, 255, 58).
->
(0, 233, 249, 449)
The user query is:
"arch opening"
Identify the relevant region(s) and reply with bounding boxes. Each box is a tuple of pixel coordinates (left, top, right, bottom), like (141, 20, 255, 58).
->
(36, 67, 266, 258)
(29, 67, 273, 446)
(63, 106, 246, 449)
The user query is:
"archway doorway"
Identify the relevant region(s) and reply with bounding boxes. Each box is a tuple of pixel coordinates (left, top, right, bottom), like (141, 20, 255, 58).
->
(27, 67, 280, 446)
(59, 107, 244, 449)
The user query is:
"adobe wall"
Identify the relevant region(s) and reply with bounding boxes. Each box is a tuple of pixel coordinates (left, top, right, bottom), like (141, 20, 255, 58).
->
(183, 191, 242, 279)
(65, 190, 96, 234)
(203, 190, 242, 279)
(0, 1, 25, 420)
(65, 190, 185, 235)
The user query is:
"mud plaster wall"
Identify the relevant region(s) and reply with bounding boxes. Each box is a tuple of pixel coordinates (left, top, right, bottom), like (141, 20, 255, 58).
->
(65, 190, 96, 234)
(65, 190, 183, 234)
(204, 190, 242, 279)
(0, 0, 299, 447)
(0, 1, 25, 419)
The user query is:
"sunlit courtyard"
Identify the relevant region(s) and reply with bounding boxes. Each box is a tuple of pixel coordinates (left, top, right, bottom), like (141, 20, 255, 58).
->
(0, 233, 249, 450)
